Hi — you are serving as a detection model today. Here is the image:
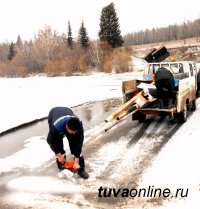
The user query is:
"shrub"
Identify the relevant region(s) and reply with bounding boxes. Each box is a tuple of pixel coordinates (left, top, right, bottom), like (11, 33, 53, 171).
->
(112, 47, 132, 73)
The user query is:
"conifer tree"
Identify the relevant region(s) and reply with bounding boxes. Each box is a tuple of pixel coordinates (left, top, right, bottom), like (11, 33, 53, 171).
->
(78, 21, 89, 49)
(67, 21, 73, 48)
(7, 42, 15, 61)
(99, 2, 123, 48)
(16, 34, 23, 46)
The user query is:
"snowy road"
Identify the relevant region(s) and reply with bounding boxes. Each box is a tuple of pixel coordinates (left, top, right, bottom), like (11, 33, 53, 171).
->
(0, 98, 200, 209)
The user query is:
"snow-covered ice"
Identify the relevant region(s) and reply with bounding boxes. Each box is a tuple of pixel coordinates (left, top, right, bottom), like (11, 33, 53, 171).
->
(1, 72, 200, 209)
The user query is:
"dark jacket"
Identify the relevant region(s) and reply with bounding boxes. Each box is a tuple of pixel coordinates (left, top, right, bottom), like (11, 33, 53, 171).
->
(47, 107, 84, 158)
(155, 68, 175, 99)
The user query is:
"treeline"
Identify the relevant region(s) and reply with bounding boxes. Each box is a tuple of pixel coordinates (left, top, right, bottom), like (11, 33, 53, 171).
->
(0, 24, 95, 77)
(0, 2, 130, 77)
(124, 18, 200, 46)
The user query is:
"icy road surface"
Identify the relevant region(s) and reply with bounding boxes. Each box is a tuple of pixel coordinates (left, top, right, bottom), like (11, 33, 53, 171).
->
(0, 98, 200, 209)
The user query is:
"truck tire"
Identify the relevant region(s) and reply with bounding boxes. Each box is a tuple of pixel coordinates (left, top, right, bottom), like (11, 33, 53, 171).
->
(132, 112, 146, 122)
(197, 70, 200, 97)
(138, 113, 146, 123)
(191, 99, 196, 111)
(175, 103, 187, 123)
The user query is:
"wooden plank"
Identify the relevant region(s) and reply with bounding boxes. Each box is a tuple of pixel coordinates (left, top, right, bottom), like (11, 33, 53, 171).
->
(122, 80, 137, 94)
(140, 107, 177, 114)
(105, 91, 143, 122)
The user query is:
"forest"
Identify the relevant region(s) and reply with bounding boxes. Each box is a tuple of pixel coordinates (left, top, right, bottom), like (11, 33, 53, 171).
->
(0, 2, 200, 77)
(123, 18, 200, 46)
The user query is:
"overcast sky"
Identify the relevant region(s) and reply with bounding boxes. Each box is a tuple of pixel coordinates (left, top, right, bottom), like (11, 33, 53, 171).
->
(0, 0, 200, 42)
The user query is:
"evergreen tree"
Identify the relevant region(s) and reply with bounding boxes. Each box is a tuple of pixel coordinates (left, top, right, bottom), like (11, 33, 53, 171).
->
(99, 2, 123, 48)
(78, 21, 89, 49)
(16, 34, 23, 46)
(7, 42, 15, 61)
(15, 35, 23, 55)
(67, 21, 73, 48)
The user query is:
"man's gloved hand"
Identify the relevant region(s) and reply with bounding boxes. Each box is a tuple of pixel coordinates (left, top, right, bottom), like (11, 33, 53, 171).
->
(73, 157, 81, 171)
(57, 153, 66, 164)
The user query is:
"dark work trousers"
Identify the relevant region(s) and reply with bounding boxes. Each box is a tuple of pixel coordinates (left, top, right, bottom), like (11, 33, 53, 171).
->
(47, 130, 65, 155)
(156, 79, 174, 99)
(47, 129, 86, 171)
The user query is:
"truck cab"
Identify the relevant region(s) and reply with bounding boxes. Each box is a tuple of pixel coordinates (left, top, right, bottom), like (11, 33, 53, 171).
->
(144, 61, 197, 79)
(144, 61, 199, 97)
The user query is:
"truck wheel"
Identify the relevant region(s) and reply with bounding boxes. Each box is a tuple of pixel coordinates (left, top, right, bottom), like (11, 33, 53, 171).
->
(176, 103, 187, 123)
(138, 113, 146, 123)
(197, 70, 200, 97)
(196, 91, 200, 98)
(132, 112, 146, 122)
(191, 99, 196, 111)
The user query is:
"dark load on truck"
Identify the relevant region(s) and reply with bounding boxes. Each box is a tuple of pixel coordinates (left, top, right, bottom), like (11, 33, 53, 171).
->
(144, 46, 170, 63)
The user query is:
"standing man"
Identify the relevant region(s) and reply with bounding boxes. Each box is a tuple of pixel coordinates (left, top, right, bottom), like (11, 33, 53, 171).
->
(47, 106, 89, 179)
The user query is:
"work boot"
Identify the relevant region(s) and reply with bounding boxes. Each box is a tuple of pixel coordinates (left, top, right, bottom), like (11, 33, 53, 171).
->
(75, 156, 89, 179)
(78, 169, 89, 179)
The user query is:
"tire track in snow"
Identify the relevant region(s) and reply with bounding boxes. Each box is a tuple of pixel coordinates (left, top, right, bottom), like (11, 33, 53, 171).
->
(84, 122, 144, 183)
(95, 118, 178, 180)
(94, 121, 154, 180)
(112, 121, 181, 190)
(94, 117, 170, 181)
(81, 118, 176, 209)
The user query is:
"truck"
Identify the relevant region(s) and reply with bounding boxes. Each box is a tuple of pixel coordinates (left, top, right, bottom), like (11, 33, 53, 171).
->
(122, 61, 197, 123)
(104, 55, 199, 131)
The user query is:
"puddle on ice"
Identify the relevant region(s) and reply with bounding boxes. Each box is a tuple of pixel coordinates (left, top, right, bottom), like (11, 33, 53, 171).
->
(72, 98, 122, 130)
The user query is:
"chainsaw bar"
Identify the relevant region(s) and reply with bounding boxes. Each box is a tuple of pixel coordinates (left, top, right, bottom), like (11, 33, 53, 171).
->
(58, 169, 81, 185)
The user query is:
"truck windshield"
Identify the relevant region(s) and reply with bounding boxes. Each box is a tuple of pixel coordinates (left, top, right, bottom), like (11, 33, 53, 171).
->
(149, 64, 160, 74)
(161, 64, 169, 68)
(170, 63, 179, 73)
(161, 64, 170, 71)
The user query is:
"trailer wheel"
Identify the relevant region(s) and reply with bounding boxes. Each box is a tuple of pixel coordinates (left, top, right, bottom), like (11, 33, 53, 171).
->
(191, 99, 196, 111)
(175, 103, 187, 123)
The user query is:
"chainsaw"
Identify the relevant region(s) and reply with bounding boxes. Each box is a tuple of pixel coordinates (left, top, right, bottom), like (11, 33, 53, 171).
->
(58, 161, 79, 180)
(62, 161, 76, 173)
